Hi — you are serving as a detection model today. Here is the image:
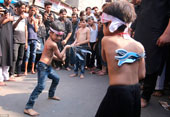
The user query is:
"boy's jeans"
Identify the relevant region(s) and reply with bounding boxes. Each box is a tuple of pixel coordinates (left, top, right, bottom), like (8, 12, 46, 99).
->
(74, 56, 85, 75)
(25, 61, 60, 109)
(25, 40, 37, 63)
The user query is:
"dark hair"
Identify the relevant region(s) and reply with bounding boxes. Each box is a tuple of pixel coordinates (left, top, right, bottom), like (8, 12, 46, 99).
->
(72, 13, 78, 18)
(103, 1, 136, 23)
(72, 7, 77, 10)
(50, 21, 65, 32)
(102, 3, 109, 10)
(80, 10, 85, 17)
(29, 5, 36, 10)
(85, 7, 91, 11)
(15, 1, 25, 8)
(92, 6, 98, 10)
(44, 1, 52, 7)
(80, 17, 86, 22)
(86, 16, 94, 21)
(59, 8, 67, 14)
(103, 1, 136, 32)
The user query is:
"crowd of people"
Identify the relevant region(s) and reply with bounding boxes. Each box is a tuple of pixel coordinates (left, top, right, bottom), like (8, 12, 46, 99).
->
(0, 0, 170, 116)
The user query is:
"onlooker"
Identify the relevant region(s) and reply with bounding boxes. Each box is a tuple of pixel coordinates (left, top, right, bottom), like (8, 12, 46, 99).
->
(35, 14, 46, 67)
(10, 1, 28, 77)
(42, 1, 56, 39)
(0, 0, 14, 86)
(85, 7, 97, 22)
(72, 7, 78, 15)
(69, 13, 79, 66)
(134, 0, 170, 107)
(57, 8, 72, 71)
(86, 16, 98, 70)
(24, 6, 38, 75)
(70, 18, 90, 78)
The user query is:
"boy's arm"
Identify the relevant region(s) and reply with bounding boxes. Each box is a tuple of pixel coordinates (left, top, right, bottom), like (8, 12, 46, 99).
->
(138, 45, 146, 80)
(54, 44, 70, 60)
(71, 30, 78, 46)
(101, 38, 106, 62)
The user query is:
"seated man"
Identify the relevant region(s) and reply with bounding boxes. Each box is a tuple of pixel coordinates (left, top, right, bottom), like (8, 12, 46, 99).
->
(24, 21, 70, 116)
(95, 1, 145, 117)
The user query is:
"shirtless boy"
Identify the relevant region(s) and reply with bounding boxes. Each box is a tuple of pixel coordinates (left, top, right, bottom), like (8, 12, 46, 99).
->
(95, 1, 145, 117)
(70, 18, 90, 78)
(24, 21, 70, 116)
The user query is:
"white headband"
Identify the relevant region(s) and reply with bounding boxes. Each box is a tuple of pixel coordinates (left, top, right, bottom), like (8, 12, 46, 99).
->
(101, 12, 126, 33)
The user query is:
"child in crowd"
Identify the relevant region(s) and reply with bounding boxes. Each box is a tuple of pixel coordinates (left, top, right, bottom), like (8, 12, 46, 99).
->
(70, 18, 90, 78)
(95, 1, 145, 117)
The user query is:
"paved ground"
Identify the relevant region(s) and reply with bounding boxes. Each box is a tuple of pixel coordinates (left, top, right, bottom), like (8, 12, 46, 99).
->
(0, 69, 170, 117)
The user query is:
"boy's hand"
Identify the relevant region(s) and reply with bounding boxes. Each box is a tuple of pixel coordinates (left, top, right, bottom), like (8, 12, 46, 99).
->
(65, 45, 71, 49)
(61, 40, 67, 45)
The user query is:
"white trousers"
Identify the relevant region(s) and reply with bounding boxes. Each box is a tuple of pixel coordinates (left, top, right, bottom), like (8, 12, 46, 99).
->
(155, 63, 166, 90)
(0, 66, 9, 82)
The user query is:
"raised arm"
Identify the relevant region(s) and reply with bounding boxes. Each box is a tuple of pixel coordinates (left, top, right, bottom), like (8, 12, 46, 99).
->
(54, 44, 70, 60)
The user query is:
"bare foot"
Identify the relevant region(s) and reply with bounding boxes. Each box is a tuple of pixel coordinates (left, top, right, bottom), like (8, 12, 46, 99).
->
(5, 78, 16, 82)
(141, 98, 148, 108)
(66, 67, 71, 71)
(0, 82, 7, 86)
(56, 67, 61, 71)
(48, 96, 60, 101)
(24, 72, 27, 76)
(80, 74, 84, 79)
(70, 74, 78, 77)
(152, 91, 163, 97)
(24, 109, 40, 116)
(31, 71, 36, 74)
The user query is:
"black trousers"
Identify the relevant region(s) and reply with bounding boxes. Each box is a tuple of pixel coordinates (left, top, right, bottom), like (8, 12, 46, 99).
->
(55, 42, 70, 68)
(141, 72, 159, 102)
(86, 42, 96, 68)
(10, 43, 25, 75)
(96, 84, 141, 117)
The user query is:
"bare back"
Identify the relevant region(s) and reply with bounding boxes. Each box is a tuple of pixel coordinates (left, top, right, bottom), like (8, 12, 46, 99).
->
(40, 38, 58, 65)
(102, 35, 145, 85)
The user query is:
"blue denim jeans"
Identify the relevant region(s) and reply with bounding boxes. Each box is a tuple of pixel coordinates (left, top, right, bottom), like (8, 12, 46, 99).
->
(25, 40, 37, 63)
(74, 56, 85, 75)
(25, 61, 60, 109)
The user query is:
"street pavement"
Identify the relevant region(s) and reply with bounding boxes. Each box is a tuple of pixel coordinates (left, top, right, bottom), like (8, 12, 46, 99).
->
(0, 69, 170, 117)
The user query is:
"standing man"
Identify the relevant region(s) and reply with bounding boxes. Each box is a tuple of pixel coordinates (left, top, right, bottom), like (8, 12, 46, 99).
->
(69, 13, 79, 66)
(0, 0, 14, 86)
(24, 6, 38, 75)
(42, 1, 56, 39)
(10, 1, 28, 78)
(134, 0, 170, 107)
(57, 8, 72, 71)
